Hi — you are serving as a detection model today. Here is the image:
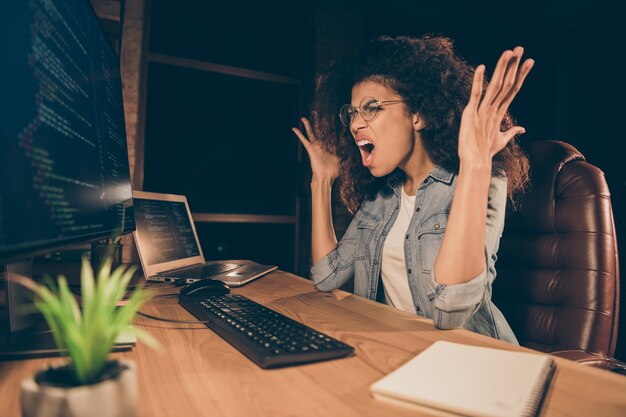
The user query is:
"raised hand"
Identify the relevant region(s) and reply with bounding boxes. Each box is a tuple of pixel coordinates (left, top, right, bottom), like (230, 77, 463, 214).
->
(458, 46, 534, 167)
(292, 117, 340, 181)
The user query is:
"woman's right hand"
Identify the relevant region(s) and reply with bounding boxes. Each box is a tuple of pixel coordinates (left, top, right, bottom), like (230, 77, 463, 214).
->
(292, 117, 340, 182)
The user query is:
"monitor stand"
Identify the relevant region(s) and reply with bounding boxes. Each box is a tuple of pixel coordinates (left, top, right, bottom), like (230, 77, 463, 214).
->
(0, 260, 132, 360)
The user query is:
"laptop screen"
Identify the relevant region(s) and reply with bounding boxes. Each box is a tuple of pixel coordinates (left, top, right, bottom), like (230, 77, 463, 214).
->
(133, 198, 201, 265)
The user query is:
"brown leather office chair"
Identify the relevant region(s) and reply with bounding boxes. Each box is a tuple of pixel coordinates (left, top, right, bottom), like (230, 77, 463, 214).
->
(494, 140, 624, 370)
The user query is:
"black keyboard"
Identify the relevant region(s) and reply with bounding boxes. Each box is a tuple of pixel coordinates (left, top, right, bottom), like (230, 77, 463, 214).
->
(160, 262, 241, 279)
(179, 294, 354, 368)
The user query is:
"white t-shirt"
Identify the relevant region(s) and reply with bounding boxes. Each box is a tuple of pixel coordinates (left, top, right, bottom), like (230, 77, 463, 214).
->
(381, 186, 416, 313)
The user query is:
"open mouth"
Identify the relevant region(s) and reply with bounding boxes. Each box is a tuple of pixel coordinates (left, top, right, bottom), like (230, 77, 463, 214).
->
(357, 140, 375, 167)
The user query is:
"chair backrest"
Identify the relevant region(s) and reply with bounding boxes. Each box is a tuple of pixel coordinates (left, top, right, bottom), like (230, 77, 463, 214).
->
(494, 140, 620, 357)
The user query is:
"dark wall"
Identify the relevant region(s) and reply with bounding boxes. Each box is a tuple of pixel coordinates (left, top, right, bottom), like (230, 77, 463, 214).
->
(144, 0, 313, 273)
(312, 0, 625, 360)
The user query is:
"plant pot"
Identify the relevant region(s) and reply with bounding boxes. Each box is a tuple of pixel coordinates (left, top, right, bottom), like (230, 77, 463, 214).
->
(21, 359, 137, 417)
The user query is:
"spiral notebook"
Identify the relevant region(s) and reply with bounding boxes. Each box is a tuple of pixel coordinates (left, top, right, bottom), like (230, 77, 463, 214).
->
(370, 341, 555, 417)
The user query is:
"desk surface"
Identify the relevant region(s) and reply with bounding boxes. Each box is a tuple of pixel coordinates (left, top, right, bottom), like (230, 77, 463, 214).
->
(1, 270, 626, 416)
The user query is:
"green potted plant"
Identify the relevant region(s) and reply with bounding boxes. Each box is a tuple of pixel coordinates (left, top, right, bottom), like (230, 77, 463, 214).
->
(18, 257, 157, 417)
(90, 236, 124, 273)
(91, 209, 129, 273)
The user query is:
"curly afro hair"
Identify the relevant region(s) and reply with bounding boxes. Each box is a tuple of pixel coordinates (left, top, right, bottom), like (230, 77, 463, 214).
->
(310, 35, 529, 214)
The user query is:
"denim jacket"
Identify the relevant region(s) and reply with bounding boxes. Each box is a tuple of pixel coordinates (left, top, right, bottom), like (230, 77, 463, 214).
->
(310, 165, 518, 344)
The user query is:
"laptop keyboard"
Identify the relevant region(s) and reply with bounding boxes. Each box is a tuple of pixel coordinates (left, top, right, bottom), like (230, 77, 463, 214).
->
(179, 294, 354, 368)
(162, 263, 242, 279)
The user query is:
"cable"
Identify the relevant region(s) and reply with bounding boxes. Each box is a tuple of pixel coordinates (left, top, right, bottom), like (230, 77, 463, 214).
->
(69, 282, 177, 300)
(136, 293, 212, 324)
(137, 310, 211, 324)
(23, 275, 202, 324)
(65, 283, 208, 325)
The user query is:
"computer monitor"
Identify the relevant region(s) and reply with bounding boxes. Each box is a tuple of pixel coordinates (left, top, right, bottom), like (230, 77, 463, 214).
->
(0, 0, 135, 357)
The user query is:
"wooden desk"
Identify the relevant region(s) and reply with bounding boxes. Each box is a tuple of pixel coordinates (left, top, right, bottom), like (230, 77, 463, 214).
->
(1, 270, 626, 416)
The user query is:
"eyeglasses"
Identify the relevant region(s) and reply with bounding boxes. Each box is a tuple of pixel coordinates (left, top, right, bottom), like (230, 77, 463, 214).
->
(339, 97, 405, 127)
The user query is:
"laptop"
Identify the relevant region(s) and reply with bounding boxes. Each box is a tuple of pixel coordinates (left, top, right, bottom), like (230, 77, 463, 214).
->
(132, 191, 277, 286)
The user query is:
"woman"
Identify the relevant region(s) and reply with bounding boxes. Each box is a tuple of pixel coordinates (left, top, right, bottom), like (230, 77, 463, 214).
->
(292, 36, 533, 343)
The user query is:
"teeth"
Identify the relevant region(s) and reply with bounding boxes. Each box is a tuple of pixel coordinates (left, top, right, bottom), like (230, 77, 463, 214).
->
(366, 154, 372, 162)
(357, 140, 372, 147)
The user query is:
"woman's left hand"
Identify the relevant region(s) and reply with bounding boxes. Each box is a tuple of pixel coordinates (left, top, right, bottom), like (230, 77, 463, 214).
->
(458, 47, 534, 167)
